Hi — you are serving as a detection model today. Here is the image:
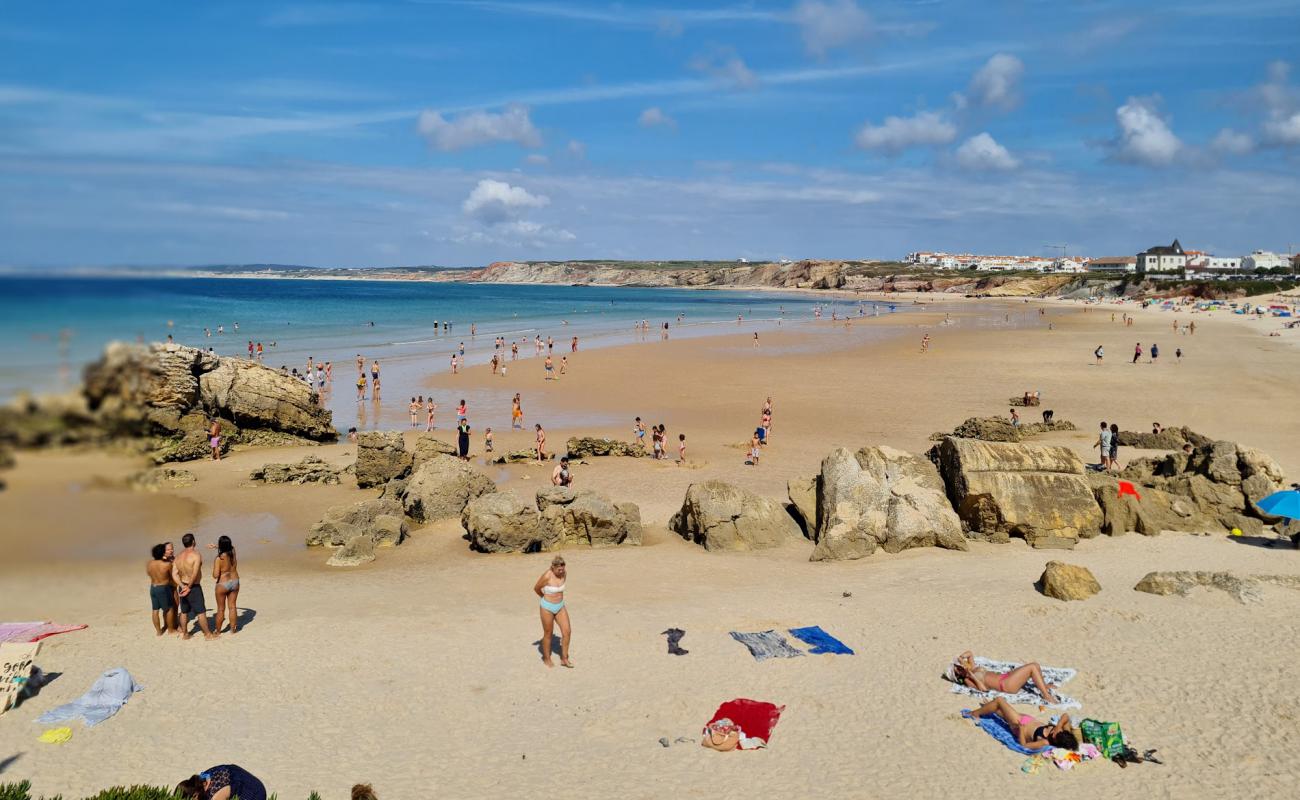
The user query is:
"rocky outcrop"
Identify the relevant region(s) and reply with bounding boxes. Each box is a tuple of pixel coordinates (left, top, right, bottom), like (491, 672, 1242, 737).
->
(197, 358, 333, 440)
(787, 476, 818, 534)
(127, 467, 197, 491)
(401, 455, 496, 523)
(463, 491, 549, 553)
(490, 449, 539, 464)
(1115, 426, 1212, 450)
(327, 534, 377, 567)
(250, 455, 344, 485)
(1038, 561, 1101, 601)
(411, 433, 457, 469)
(536, 487, 642, 548)
(931, 437, 1102, 549)
(1134, 571, 1300, 605)
(356, 431, 412, 489)
(1090, 475, 1220, 536)
(307, 498, 408, 547)
(811, 446, 966, 561)
(670, 480, 802, 552)
(929, 417, 1076, 443)
(565, 437, 647, 458)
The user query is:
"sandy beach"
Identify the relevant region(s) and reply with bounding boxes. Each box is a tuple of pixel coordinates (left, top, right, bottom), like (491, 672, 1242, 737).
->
(3, 298, 1299, 798)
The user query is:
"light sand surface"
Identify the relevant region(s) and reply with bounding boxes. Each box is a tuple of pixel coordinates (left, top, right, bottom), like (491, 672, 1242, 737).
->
(2, 299, 1299, 799)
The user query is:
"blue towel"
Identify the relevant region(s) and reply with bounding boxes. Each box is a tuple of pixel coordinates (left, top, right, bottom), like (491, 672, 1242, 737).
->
(964, 710, 1051, 755)
(729, 631, 805, 661)
(787, 625, 854, 655)
(36, 668, 142, 728)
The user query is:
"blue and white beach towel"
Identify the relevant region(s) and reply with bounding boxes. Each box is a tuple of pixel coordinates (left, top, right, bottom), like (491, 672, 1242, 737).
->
(729, 631, 805, 661)
(36, 668, 142, 727)
(963, 710, 1052, 755)
(948, 657, 1080, 711)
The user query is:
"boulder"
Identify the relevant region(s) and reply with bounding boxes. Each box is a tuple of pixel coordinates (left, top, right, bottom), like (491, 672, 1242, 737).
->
(811, 446, 965, 561)
(198, 358, 334, 440)
(787, 476, 818, 534)
(1090, 474, 1220, 536)
(1238, 446, 1286, 484)
(949, 417, 1023, 443)
(411, 433, 457, 469)
(83, 343, 214, 435)
(1204, 440, 1242, 485)
(355, 431, 412, 488)
(127, 467, 197, 491)
(490, 449, 539, 465)
(565, 437, 647, 458)
(1038, 561, 1101, 601)
(378, 476, 408, 501)
(670, 480, 802, 552)
(402, 455, 496, 522)
(152, 429, 224, 464)
(250, 455, 343, 485)
(1134, 571, 1300, 605)
(1164, 474, 1245, 516)
(463, 491, 549, 553)
(327, 534, 376, 567)
(931, 437, 1102, 549)
(307, 498, 408, 546)
(536, 487, 642, 547)
(1115, 426, 1211, 450)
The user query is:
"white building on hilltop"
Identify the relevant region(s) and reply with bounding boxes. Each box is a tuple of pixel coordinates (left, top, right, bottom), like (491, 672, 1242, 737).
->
(1136, 239, 1187, 273)
(1241, 250, 1290, 271)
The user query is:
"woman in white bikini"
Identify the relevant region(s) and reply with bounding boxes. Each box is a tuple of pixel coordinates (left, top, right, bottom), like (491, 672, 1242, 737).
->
(534, 555, 572, 668)
(211, 535, 241, 634)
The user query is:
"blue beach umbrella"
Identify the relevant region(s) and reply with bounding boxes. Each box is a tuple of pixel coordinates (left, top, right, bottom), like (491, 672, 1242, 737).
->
(1257, 490, 1300, 521)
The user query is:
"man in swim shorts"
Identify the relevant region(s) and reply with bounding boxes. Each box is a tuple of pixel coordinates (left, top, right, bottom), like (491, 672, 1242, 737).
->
(173, 533, 216, 641)
(147, 542, 177, 636)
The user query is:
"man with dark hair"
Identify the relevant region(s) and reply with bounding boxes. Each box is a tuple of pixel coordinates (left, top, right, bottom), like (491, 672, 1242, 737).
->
(147, 543, 176, 637)
(173, 532, 216, 640)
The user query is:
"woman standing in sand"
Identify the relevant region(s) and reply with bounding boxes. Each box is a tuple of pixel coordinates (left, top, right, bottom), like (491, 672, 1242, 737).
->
(534, 555, 573, 668)
(211, 535, 241, 634)
(408, 397, 421, 428)
(457, 418, 471, 460)
(425, 398, 437, 431)
(535, 423, 547, 463)
(208, 418, 222, 461)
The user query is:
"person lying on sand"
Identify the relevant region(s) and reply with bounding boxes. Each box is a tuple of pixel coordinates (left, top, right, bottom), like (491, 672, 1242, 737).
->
(965, 698, 1077, 751)
(949, 651, 1062, 704)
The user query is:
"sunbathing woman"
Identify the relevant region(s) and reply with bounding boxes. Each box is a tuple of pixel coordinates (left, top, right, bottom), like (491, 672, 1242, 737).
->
(949, 651, 1062, 704)
(534, 555, 572, 669)
(965, 697, 1077, 751)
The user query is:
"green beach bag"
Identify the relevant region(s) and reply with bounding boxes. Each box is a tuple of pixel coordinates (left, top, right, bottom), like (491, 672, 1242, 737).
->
(1081, 718, 1125, 759)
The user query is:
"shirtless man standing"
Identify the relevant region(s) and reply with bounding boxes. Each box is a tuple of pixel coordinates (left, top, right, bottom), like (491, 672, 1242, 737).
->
(147, 543, 176, 637)
(173, 532, 217, 640)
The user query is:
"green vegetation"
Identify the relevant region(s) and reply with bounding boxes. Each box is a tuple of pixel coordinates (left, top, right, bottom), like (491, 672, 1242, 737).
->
(0, 782, 321, 800)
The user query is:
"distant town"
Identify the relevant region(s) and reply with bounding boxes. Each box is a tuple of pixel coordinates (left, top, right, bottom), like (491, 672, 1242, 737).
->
(906, 239, 1299, 278)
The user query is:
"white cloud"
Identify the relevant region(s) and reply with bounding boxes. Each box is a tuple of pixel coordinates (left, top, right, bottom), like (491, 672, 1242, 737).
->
(1112, 97, 1182, 166)
(498, 220, 576, 242)
(1211, 128, 1254, 155)
(461, 178, 549, 223)
(962, 54, 1024, 111)
(791, 0, 873, 57)
(566, 139, 587, 159)
(689, 50, 759, 90)
(1263, 112, 1300, 145)
(417, 104, 541, 151)
(525, 153, 549, 165)
(855, 110, 955, 154)
(954, 133, 1019, 171)
(639, 106, 676, 129)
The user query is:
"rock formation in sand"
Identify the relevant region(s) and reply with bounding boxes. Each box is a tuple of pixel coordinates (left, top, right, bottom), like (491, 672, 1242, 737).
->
(307, 498, 408, 547)
(401, 455, 497, 523)
(670, 480, 802, 551)
(565, 437, 647, 458)
(250, 455, 346, 485)
(536, 487, 642, 548)
(1038, 561, 1101, 601)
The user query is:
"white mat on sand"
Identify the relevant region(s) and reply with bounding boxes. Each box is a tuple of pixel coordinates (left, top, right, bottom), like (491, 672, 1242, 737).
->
(948, 657, 1081, 711)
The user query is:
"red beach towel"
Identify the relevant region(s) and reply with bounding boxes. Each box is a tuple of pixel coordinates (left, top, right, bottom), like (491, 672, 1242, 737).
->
(707, 699, 785, 750)
(0, 622, 88, 645)
(1117, 481, 1141, 500)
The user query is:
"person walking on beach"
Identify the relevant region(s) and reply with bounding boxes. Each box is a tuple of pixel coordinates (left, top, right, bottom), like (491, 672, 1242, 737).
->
(559, 356, 568, 376)
(511, 341, 519, 361)
(512, 393, 524, 429)
(1176, 347, 1182, 364)
(457, 417, 471, 460)
(677, 433, 687, 463)
(571, 336, 578, 353)
(534, 555, 572, 669)
(484, 427, 494, 454)
(208, 418, 222, 461)
(450, 353, 458, 374)
(408, 397, 421, 428)
(425, 398, 437, 431)
(1009, 408, 1020, 428)
(356, 371, 367, 401)
(633, 416, 645, 445)
(1096, 421, 1112, 471)
(920, 333, 930, 353)
(147, 543, 177, 637)
(457, 399, 467, 421)
(1094, 344, 1104, 364)
(211, 535, 241, 634)
(1150, 342, 1159, 363)
(1109, 423, 1121, 472)
(544, 355, 554, 380)
(748, 429, 762, 466)
(761, 406, 772, 443)
(173, 533, 216, 640)
(552, 456, 572, 487)
(535, 423, 548, 463)
(1132, 343, 1142, 364)
(370, 361, 381, 400)
(356, 354, 364, 374)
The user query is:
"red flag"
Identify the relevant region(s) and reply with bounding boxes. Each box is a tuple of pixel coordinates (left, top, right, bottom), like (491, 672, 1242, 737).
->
(1118, 480, 1141, 500)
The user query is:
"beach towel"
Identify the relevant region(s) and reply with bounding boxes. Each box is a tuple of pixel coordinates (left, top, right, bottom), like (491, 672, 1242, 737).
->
(1, 641, 41, 715)
(36, 668, 142, 728)
(662, 628, 689, 656)
(788, 625, 854, 655)
(947, 657, 1081, 711)
(963, 710, 1051, 755)
(706, 699, 785, 750)
(0, 622, 88, 645)
(729, 631, 804, 662)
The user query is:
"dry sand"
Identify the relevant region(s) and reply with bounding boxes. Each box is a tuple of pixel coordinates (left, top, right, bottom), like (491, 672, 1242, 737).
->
(2, 298, 1299, 798)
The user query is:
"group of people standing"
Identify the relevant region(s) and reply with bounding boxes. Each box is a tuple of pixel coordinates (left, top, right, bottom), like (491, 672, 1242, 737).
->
(146, 533, 241, 640)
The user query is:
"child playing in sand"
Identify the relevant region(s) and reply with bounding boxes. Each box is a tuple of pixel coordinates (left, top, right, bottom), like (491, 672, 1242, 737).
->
(484, 427, 494, 453)
(633, 417, 645, 445)
(677, 433, 686, 463)
(748, 430, 761, 465)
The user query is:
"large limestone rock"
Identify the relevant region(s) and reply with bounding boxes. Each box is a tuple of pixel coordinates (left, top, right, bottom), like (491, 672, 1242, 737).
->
(463, 491, 549, 553)
(536, 487, 642, 547)
(565, 437, 647, 458)
(83, 343, 218, 435)
(307, 498, 408, 547)
(197, 358, 333, 440)
(949, 417, 1023, 443)
(1115, 426, 1211, 450)
(250, 455, 343, 485)
(411, 433, 457, 469)
(128, 467, 197, 491)
(1038, 561, 1101, 601)
(1204, 440, 1242, 485)
(787, 476, 818, 534)
(811, 446, 966, 561)
(1090, 473, 1220, 536)
(932, 437, 1102, 549)
(327, 534, 376, 567)
(1134, 571, 1300, 605)
(355, 431, 412, 488)
(402, 455, 496, 522)
(670, 480, 802, 552)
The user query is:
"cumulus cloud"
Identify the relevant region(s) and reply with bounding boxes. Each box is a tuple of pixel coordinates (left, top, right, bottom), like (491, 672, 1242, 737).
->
(960, 54, 1024, 112)
(954, 133, 1019, 171)
(639, 106, 676, 129)
(1264, 112, 1300, 145)
(689, 50, 759, 90)
(791, 0, 873, 57)
(417, 104, 541, 151)
(1111, 97, 1182, 166)
(461, 179, 549, 224)
(1211, 128, 1254, 155)
(855, 110, 956, 154)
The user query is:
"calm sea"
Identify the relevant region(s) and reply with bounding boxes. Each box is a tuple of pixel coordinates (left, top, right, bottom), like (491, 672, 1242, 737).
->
(0, 276, 894, 429)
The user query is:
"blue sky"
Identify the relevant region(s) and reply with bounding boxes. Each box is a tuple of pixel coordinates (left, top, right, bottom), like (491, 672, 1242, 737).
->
(2, 0, 1299, 267)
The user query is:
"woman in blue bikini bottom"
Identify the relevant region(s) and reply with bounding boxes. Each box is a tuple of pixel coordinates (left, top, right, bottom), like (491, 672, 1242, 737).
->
(534, 555, 572, 668)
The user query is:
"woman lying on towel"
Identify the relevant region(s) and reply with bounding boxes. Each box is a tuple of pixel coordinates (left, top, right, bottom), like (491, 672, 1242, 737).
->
(966, 698, 1078, 751)
(949, 651, 1062, 704)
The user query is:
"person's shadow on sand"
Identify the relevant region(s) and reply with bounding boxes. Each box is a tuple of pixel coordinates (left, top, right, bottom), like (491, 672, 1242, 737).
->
(0, 753, 22, 775)
(532, 635, 563, 658)
(189, 607, 258, 636)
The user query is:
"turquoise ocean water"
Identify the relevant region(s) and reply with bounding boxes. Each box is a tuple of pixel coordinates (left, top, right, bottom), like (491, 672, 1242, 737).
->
(0, 276, 894, 429)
